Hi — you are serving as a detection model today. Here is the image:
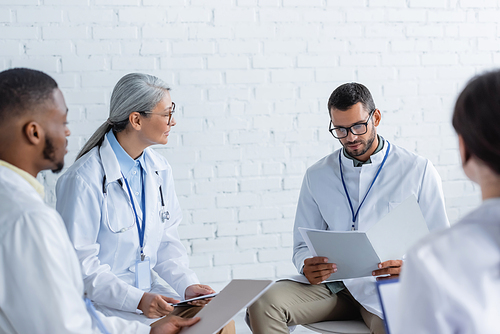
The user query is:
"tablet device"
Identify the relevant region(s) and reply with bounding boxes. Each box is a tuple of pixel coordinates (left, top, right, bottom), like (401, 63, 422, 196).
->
(173, 293, 218, 306)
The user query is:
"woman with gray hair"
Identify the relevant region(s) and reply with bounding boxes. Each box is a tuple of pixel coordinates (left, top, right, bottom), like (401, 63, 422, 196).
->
(55, 73, 234, 333)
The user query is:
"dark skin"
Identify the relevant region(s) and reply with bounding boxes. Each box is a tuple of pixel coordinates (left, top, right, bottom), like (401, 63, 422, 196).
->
(303, 102, 402, 284)
(0, 88, 70, 177)
(150, 316, 200, 334)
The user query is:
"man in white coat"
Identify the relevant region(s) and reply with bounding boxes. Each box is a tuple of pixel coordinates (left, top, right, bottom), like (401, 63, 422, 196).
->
(247, 83, 450, 334)
(0, 67, 198, 334)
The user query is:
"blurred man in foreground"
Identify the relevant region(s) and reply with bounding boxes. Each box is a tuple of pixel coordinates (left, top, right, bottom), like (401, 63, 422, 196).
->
(0, 67, 198, 334)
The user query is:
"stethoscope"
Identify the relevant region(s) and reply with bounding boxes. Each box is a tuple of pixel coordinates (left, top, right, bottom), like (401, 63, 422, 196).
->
(155, 171, 170, 223)
(101, 174, 170, 234)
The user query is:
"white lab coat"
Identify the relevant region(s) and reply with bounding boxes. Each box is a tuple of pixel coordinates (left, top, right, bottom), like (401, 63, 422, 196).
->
(56, 136, 199, 322)
(0, 165, 150, 334)
(293, 140, 450, 318)
(395, 197, 500, 334)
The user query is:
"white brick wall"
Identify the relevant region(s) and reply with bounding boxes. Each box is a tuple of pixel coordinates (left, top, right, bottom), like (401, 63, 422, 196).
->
(1, 0, 498, 309)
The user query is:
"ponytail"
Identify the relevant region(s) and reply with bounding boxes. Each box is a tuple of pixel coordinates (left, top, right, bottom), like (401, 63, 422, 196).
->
(75, 73, 170, 161)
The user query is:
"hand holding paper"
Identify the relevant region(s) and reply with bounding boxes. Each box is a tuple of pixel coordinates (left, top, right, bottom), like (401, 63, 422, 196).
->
(150, 316, 200, 334)
(138, 292, 178, 318)
(303, 257, 337, 284)
(185, 284, 216, 306)
(372, 260, 403, 281)
(299, 195, 428, 281)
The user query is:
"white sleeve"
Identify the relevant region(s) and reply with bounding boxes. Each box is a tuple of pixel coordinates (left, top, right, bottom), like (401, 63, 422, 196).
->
(98, 312, 150, 334)
(292, 172, 329, 273)
(0, 210, 149, 334)
(396, 244, 454, 334)
(417, 160, 450, 231)
(56, 173, 144, 312)
(153, 171, 199, 298)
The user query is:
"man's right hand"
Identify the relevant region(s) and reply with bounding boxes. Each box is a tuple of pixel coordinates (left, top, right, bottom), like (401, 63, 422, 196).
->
(150, 316, 200, 334)
(303, 257, 337, 284)
(138, 292, 179, 318)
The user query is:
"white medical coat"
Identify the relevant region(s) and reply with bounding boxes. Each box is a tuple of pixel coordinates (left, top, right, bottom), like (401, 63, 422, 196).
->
(56, 136, 199, 321)
(396, 197, 500, 334)
(0, 165, 150, 334)
(293, 141, 450, 318)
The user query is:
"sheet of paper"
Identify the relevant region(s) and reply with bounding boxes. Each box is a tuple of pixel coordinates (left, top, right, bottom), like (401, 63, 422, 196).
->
(180, 279, 274, 334)
(300, 228, 381, 280)
(278, 274, 341, 285)
(298, 195, 429, 280)
(277, 274, 311, 284)
(366, 195, 429, 262)
(299, 227, 317, 257)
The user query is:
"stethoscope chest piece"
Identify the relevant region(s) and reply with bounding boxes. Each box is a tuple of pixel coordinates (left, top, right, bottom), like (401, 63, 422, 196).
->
(157, 179, 170, 223)
(161, 210, 170, 223)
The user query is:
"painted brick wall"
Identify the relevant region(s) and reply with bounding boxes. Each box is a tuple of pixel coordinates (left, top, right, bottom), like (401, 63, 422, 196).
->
(1, 1, 499, 294)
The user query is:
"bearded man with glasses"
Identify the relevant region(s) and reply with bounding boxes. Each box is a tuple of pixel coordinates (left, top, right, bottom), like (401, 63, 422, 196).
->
(247, 83, 450, 334)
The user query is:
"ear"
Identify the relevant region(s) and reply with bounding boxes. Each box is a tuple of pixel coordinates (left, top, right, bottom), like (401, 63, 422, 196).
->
(458, 135, 470, 166)
(128, 112, 142, 131)
(372, 109, 381, 127)
(23, 121, 44, 146)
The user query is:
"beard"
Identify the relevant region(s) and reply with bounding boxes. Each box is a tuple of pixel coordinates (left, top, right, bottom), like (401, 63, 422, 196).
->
(343, 125, 377, 158)
(43, 136, 64, 173)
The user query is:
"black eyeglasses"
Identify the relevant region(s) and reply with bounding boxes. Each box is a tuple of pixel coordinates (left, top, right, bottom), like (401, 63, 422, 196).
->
(329, 109, 375, 139)
(140, 102, 176, 125)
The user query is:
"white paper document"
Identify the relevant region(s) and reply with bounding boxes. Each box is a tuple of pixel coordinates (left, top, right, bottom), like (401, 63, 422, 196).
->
(299, 195, 429, 281)
(277, 274, 312, 284)
(180, 279, 274, 334)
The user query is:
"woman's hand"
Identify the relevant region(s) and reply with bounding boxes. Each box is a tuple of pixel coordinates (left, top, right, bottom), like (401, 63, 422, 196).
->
(138, 292, 180, 318)
(184, 284, 216, 306)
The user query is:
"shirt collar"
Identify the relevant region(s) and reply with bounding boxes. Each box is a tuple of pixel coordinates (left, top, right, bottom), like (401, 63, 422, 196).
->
(0, 160, 45, 198)
(343, 135, 385, 167)
(106, 130, 147, 176)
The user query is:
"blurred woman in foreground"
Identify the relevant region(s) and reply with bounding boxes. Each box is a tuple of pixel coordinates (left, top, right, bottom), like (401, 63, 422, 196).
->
(396, 70, 500, 333)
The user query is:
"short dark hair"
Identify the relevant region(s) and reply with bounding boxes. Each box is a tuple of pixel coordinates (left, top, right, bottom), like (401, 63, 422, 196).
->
(0, 68, 58, 123)
(453, 70, 500, 175)
(327, 82, 375, 114)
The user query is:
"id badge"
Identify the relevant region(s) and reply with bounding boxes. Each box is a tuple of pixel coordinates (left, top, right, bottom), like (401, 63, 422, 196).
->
(135, 257, 151, 291)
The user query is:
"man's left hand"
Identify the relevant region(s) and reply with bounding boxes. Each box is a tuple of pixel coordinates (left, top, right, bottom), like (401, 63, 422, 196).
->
(184, 284, 216, 306)
(372, 260, 403, 281)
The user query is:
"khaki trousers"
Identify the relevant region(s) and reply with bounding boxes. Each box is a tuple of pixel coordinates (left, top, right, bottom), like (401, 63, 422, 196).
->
(247, 280, 385, 334)
(153, 305, 235, 334)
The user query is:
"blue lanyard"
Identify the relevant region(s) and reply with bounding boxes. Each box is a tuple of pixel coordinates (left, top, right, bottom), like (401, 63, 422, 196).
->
(121, 172, 146, 259)
(339, 141, 391, 230)
(84, 297, 110, 334)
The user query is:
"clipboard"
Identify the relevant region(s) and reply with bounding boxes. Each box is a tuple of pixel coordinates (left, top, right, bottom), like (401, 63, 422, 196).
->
(376, 279, 401, 334)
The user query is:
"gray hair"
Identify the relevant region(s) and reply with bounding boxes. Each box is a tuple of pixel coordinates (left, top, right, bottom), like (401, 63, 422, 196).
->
(76, 73, 170, 160)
